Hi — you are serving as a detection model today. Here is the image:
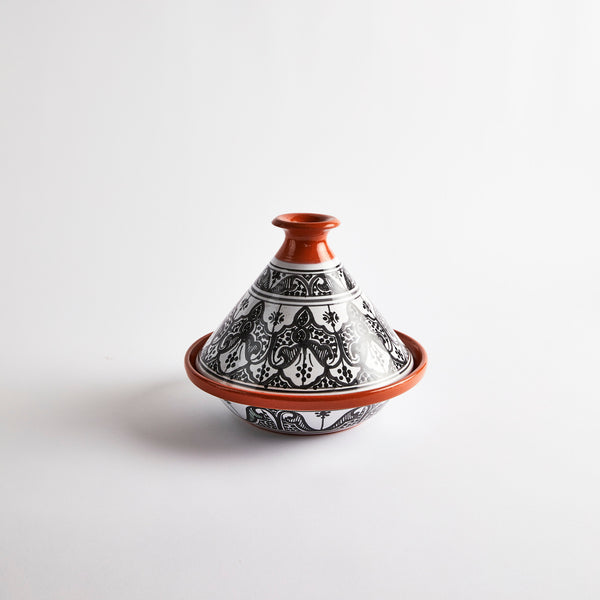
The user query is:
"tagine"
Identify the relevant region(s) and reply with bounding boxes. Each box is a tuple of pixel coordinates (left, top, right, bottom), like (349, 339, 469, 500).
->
(184, 213, 427, 435)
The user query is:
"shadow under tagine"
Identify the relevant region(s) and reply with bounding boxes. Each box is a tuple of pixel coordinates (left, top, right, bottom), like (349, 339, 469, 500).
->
(91, 379, 325, 459)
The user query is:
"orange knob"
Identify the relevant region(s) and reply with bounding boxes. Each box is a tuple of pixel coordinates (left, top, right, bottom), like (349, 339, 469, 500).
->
(272, 213, 340, 264)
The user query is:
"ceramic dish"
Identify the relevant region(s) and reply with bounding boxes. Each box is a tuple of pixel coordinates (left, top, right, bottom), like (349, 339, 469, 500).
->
(184, 213, 427, 435)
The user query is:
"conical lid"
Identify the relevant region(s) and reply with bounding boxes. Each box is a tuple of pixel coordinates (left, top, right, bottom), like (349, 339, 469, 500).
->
(195, 213, 414, 396)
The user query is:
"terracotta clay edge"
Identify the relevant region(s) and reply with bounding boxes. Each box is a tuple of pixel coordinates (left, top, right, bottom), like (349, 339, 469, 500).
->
(272, 213, 340, 230)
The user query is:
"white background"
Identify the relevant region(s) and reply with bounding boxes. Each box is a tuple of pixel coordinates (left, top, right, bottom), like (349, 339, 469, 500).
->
(1, 1, 599, 598)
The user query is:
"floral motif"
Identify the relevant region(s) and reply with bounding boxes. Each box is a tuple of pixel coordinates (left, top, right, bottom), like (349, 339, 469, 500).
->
(253, 263, 357, 298)
(268, 309, 284, 326)
(199, 296, 412, 393)
(322, 308, 339, 326)
(315, 410, 331, 430)
(198, 259, 412, 394)
(238, 403, 387, 433)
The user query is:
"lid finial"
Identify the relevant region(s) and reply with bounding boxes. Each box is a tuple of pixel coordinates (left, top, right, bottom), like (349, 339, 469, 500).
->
(272, 213, 340, 264)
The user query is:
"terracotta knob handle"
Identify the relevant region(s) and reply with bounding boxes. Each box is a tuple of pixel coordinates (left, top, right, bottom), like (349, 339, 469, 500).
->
(272, 213, 340, 264)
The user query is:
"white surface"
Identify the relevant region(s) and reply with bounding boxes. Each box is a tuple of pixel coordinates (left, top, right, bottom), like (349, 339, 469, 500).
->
(1, 1, 599, 598)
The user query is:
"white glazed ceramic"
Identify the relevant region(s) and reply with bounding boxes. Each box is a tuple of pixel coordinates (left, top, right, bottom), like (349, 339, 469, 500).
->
(185, 213, 427, 436)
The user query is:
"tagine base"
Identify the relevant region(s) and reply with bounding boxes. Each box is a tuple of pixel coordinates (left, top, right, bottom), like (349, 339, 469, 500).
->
(185, 330, 427, 435)
(245, 421, 363, 436)
(221, 398, 389, 435)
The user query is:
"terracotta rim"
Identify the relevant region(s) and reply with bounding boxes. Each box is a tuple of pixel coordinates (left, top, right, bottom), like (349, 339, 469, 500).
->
(184, 330, 427, 411)
(272, 213, 340, 230)
(272, 212, 340, 264)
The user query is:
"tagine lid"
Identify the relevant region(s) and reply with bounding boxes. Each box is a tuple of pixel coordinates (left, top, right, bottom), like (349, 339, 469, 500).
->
(190, 213, 425, 407)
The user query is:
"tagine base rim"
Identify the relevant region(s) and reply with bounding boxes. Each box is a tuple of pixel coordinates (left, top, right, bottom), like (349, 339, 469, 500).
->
(185, 330, 427, 411)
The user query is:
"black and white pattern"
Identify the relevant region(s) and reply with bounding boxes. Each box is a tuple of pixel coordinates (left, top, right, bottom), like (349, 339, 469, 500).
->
(197, 259, 413, 394)
(222, 400, 388, 434)
(252, 263, 357, 301)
